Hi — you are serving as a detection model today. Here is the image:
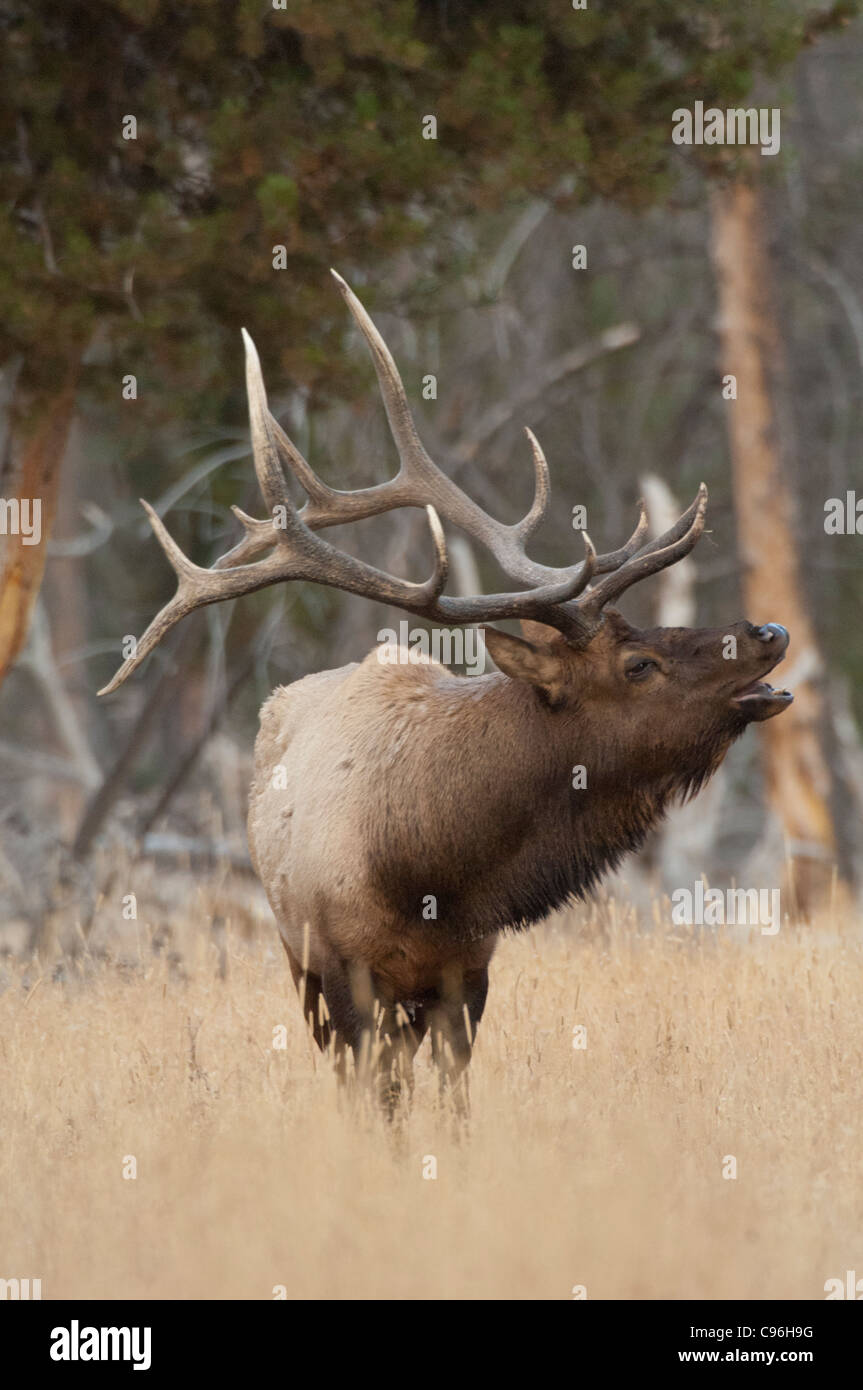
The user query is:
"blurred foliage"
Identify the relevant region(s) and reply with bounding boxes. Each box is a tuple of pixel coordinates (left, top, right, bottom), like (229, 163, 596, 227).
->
(0, 0, 856, 420)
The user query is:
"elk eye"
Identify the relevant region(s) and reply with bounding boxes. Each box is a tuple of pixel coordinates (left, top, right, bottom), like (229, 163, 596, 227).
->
(625, 658, 657, 680)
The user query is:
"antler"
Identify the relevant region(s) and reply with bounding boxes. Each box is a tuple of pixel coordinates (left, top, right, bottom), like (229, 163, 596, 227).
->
(99, 274, 707, 696)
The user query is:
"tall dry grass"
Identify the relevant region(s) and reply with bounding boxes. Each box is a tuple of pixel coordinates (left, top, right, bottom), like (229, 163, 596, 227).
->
(1, 901, 861, 1300)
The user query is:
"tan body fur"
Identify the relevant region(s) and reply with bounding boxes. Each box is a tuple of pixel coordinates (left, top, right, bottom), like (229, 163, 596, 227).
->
(249, 652, 498, 1001)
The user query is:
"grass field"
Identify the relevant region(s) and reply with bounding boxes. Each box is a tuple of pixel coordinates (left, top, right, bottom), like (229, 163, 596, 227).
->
(2, 896, 861, 1300)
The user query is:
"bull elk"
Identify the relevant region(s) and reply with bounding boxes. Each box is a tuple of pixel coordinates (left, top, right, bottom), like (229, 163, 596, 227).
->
(100, 272, 793, 1110)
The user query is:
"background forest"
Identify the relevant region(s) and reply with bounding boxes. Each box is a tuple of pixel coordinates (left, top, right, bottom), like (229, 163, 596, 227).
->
(1, 1, 862, 946)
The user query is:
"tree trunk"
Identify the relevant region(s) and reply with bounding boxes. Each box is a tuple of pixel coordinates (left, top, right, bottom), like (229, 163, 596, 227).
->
(709, 175, 838, 917)
(0, 366, 81, 686)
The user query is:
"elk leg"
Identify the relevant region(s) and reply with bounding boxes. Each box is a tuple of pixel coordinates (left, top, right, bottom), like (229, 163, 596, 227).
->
(282, 945, 377, 1083)
(282, 942, 332, 1052)
(331, 964, 430, 1116)
(293, 958, 397, 1102)
(428, 965, 489, 1109)
(335, 964, 434, 1117)
(315, 959, 375, 1083)
(374, 997, 430, 1118)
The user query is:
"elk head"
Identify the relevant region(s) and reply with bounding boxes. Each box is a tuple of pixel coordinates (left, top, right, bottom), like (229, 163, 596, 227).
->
(484, 613, 791, 809)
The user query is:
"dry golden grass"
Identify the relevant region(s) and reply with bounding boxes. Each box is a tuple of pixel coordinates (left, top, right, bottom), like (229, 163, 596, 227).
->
(1, 903, 862, 1300)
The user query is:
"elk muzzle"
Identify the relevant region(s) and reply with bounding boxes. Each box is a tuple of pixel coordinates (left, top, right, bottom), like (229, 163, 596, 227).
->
(732, 622, 793, 722)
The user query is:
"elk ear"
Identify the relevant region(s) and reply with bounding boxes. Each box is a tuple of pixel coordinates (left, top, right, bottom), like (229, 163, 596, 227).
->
(483, 627, 567, 705)
(519, 619, 562, 645)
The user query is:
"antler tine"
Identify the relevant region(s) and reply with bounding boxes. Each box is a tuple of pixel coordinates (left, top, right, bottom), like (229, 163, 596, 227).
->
(242, 328, 294, 526)
(515, 428, 550, 542)
(330, 269, 428, 479)
(424, 504, 449, 601)
(593, 500, 649, 574)
(626, 485, 703, 563)
(212, 506, 273, 570)
(514, 435, 649, 575)
(98, 500, 226, 694)
(578, 483, 708, 615)
(212, 333, 377, 570)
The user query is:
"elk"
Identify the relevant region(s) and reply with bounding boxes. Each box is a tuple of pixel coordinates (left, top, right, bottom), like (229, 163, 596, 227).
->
(100, 272, 793, 1110)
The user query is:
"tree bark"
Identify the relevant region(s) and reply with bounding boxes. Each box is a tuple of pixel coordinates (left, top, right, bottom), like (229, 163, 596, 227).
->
(0, 365, 81, 686)
(709, 175, 838, 916)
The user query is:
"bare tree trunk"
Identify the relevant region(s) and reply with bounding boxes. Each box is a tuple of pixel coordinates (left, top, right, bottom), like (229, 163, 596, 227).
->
(43, 414, 96, 833)
(709, 176, 838, 916)
(0, 365, 81, 686)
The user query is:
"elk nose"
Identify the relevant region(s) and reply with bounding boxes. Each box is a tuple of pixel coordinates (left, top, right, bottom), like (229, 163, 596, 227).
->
(755, 623, 789, 650)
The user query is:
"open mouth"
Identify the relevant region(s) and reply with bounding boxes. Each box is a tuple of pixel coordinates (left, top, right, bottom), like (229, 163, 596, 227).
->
(732, 678, 793, 720)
